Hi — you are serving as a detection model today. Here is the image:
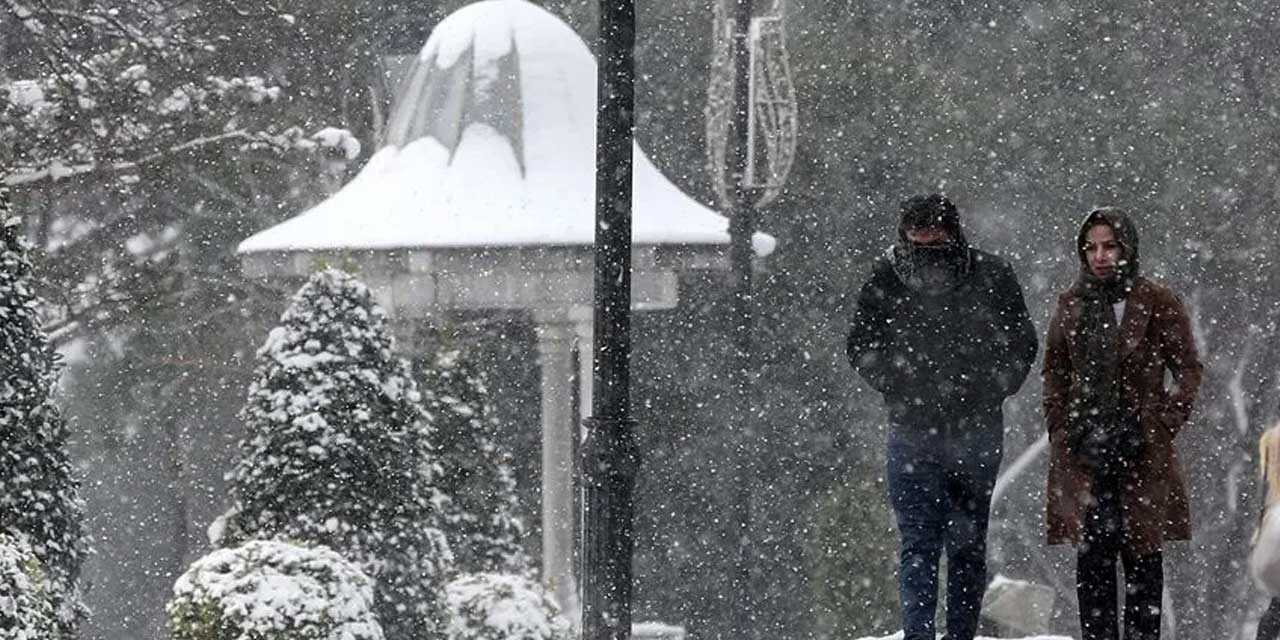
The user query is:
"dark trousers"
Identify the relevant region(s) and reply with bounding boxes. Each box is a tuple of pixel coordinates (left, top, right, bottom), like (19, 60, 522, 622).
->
(887, 420, 1003, 640)
(1258, 598, 1280, 640)
(1077, 468, 1163, 640)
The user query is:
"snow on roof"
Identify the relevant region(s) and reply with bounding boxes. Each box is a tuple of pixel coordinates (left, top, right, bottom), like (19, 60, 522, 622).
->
(239, 0, 775, 256)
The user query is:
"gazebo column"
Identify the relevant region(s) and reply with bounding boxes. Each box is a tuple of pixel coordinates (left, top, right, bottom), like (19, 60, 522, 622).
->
(573, 309, 594, 424)
(533, 314, 581, 626)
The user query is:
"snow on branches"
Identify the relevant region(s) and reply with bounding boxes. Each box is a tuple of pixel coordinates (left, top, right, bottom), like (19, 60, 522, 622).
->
(417, 342, 530, 575)
(167, 539, 383, 640)
(0, 189, 85, 638)
(221, 268, 453, 640)
(0, 532, 58, 640)
(444, 573, 571, 640)
(0, 0, 332, 188)
(1, 0, 362, 347)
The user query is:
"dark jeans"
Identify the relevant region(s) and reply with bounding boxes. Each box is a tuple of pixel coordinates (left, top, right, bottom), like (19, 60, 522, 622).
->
(887, 419, 1003, 640)
(1077, 467, 1163, 640)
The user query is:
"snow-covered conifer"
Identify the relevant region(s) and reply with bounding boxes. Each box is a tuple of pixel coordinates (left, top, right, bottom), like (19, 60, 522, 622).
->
(223, 268, 452, 640)
(0, 531, 58, 639)
(0, 188, 85, 637)
(167, 539, 382, 640)
(418, 340, 529, 574)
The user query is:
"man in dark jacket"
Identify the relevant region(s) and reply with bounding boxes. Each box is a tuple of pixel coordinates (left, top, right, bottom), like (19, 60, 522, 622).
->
(847, 194, 1037, 640)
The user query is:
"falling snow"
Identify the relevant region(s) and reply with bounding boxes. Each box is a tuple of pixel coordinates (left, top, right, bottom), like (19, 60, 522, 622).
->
(4, 1, 1280, 639)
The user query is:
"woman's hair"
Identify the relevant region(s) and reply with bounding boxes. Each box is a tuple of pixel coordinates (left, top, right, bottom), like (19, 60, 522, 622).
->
(1261, 423, 1280, 508)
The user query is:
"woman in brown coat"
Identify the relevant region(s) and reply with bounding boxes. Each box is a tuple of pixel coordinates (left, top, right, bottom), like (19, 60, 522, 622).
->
(1042, 207, 1202, 640)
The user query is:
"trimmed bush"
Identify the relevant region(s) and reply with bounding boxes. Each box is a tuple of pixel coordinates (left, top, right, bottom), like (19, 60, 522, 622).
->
(444, 572, 571, 640)
(167, 539, 382, 640)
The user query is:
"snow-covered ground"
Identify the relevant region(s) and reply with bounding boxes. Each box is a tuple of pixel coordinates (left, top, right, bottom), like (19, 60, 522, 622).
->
(856, 635, 1071, 640)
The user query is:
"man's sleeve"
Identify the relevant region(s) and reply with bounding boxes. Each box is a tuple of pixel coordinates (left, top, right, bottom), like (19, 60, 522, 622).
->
(846, 268, 902, 395)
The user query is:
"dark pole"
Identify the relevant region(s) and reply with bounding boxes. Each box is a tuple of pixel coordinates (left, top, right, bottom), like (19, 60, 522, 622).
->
(581, 0, 638, 639)
(727, 0, 757, 636)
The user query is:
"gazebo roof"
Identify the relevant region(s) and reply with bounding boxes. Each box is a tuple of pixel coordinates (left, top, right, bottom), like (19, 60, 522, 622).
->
(239, 0, 775, 256)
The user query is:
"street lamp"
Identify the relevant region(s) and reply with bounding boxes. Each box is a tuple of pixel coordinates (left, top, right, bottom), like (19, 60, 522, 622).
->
(581, 0, 638, 639)
(705, 0, 797, 635)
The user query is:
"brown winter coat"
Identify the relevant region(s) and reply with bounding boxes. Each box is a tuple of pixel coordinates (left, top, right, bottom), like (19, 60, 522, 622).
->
(1042, 276, 1203, 554)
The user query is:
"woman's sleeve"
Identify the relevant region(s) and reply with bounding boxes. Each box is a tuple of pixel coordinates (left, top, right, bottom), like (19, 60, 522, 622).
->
(1042, 298, 1072, 443)
(1156, 290, 1203, 436)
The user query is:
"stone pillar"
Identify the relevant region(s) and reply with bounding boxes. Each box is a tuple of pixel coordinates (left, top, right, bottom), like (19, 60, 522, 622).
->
(534, 318, 580, 627)
(571, 312, 593, 634)
(572, 311, 595, 424)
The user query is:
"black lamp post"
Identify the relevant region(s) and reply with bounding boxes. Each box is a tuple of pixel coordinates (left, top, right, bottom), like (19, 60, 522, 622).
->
(581, 0, 638, 639)
(727, 0, 759, 636)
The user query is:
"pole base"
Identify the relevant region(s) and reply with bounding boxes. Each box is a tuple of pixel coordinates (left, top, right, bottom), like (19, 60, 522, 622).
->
(580, 416, 641, 640)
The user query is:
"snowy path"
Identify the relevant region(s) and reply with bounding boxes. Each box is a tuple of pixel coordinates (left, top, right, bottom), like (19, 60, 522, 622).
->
(856, 634, 1072, 640)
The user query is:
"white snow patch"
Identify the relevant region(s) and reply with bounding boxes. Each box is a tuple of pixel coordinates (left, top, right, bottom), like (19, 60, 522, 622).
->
(3, 79, 45, 107)
(632, 622, 686, 639)
(855, 635, 1071, 640)
(311, 127, 362, 161)
(206, 511, 229, 546)
(276, 352, 342, 369)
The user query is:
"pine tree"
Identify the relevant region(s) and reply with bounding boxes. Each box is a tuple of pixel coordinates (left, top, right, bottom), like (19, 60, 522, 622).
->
(0, 186, 85, 637)
(0, 531, 58, 638)
(416, 335, 529, 575)
(223, 268, 453, 640)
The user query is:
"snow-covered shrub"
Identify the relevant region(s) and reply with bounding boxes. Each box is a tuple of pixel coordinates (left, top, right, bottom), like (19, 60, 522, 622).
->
(167, 539, 382, 640)
(0, 192, 86, 637)
(415, 336, 529, 574)
(222, 268, 452, 640)
(444, 573, 571, 640)
(306, 127, 363, 161)
(0, 531, 57, 639)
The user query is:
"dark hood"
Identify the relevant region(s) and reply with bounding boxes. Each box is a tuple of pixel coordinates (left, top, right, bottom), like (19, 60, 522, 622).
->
(897, 193, 969, 249)
(890, 194, 973, 293)
(1076, 206, 1141, 283)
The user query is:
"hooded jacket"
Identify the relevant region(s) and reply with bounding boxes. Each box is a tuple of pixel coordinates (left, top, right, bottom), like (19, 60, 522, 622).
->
(1042, 208, 1203, 552)
(847, 216, 1037, 427)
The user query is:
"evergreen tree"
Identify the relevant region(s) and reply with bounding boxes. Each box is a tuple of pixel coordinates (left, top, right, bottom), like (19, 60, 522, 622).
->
(415, 334, 529, 574)
(223, 268, 453, 640)
(0, 186, 85, 637)
(0, 531, 58, 638)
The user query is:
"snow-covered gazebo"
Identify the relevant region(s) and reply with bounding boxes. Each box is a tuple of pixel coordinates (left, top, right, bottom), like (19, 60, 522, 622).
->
(238, 0, 774, 624)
